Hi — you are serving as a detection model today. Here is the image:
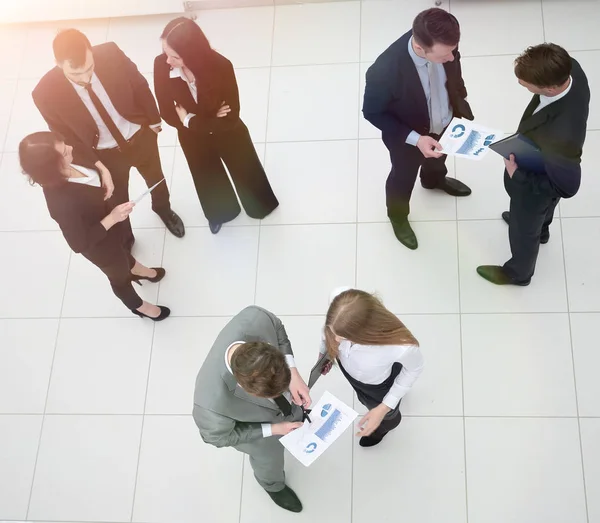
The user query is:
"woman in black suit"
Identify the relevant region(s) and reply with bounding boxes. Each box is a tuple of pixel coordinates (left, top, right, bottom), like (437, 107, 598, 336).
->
(19, 132, 170, 321)
(154, 17, 279, 234)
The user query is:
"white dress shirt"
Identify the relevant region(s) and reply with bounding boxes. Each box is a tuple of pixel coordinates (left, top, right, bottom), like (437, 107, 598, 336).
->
(170, 67, 197, 129)
(224, 341, 296, 438)
(68, 73, 141, 150)
(320, 287, 424, 409)
(405, 36, 453, 146)
(533, 76, 573, 114)
(68, 164, 101, 187)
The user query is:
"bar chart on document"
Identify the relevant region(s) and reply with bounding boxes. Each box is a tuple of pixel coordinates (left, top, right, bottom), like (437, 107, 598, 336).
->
(280, 391, 358, 467)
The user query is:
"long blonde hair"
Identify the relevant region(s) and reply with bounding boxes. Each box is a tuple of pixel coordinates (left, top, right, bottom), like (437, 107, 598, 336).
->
(324, 289, 419, 360)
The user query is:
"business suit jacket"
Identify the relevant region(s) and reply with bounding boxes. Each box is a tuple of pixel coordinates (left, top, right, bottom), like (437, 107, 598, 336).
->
(153, 51, 241, 135)
(193, 306, 302, 449)
(32, 42, 161, 166)
(363, 30, 474, 144)
(509, 57, 590, 199)
(42, 152, 126, 263)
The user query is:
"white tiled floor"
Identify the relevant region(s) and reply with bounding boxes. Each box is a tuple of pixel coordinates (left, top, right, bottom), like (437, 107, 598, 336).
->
(0, 1, 599, 522)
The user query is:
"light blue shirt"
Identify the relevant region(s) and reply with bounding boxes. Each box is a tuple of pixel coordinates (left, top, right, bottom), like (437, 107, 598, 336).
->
(406, 36, 453, 146)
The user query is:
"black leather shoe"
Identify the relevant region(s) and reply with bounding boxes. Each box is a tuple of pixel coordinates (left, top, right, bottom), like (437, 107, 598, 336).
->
(424, 177, 471, 197)
(131, 306, 171, 321)
(209, 222, 222, 234)
(476, 265, 531, 286)
(391, 220, 418, 250)
(359, 433, 386, 447)
(502, 211, 549, 244)
(266, 485, 303, 513)
(160, 210, 185, 238)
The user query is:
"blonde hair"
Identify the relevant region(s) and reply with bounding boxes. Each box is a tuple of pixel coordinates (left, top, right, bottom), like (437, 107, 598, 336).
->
(324, 289, 419, 360)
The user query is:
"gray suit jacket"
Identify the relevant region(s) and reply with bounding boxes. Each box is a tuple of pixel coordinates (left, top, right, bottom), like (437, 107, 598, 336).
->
(192, 306, 303, 448)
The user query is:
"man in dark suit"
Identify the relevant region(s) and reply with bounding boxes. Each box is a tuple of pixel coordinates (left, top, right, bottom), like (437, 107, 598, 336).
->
(32, 29, 185, 239)
(363, 8, 474, 250)
(477, 44, 590, 285)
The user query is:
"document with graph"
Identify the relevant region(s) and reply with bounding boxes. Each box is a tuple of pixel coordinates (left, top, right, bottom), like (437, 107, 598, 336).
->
(439, 117, 504, 160)
(280, 391, 358, 467)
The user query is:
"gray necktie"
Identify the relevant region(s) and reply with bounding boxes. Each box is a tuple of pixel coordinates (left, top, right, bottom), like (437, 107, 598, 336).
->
(427, 62, 445, 135)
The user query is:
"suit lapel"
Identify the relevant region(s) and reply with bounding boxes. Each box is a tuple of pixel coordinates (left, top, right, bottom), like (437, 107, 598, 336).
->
(54, 70, 99, 133)
(518, 95, 552, 134)
(400, 52, 428, 115)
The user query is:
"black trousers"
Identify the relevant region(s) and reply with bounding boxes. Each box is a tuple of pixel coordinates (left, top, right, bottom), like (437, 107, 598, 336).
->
(83, 227, 143, 310)
(338, 361, 403, 439)
(178, 120, 278, 225)
(383, 132, 448, 223)
(97, 126, 172, 245)
(503, 170, 560, 282)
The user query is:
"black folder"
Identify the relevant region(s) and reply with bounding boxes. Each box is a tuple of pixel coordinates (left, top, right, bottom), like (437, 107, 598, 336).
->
(308, 352, 330, 389)
(489, 133, 546, 173)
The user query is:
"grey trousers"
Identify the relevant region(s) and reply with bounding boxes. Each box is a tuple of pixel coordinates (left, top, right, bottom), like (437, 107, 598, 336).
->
(235, 436, 286, 492)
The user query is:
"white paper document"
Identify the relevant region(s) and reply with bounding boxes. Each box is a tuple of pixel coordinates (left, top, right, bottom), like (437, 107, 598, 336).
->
(439, 117, 503, 160)
(280, 391, 358, 467)
(132, 178, 165, 204)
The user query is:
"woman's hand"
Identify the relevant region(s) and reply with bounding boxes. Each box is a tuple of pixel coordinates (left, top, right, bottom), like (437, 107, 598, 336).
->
(356, 404, 391, 437)
(175, 104, 188, 123)
(99, 167, 114, 201)
(217, 101, 231, 118)
(110, 202, 135, 223)
(321, 360, 333, 375)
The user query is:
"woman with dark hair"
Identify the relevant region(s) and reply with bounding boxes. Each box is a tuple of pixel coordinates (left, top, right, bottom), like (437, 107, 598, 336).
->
(19, 131, 170, 321)
(318, 287, 424, 447)
(153, 17, 278, 234)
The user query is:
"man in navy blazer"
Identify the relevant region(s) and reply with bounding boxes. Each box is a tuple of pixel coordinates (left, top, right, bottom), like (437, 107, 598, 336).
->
(363, 8, 474, 250)
(477, 44, 590, 286)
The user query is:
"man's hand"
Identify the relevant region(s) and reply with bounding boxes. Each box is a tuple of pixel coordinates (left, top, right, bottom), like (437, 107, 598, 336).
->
(416, 135, 444, 159)
(175, 104, 188, 123)
(504, 154, 519, 178)
(272, 422, 303, 436)
(289, 368, 311, 408)
(356, 403, 391, 437)
(99, 167, 114, 201)
(217, 101, 231, 118)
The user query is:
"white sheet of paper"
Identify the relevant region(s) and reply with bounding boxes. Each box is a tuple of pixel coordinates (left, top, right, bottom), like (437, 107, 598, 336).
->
(439, 117, 504, 161)
(280, 391, 358, 467)
(132, 178, 165, 204)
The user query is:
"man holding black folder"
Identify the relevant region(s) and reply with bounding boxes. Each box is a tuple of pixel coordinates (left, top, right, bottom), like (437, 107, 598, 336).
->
(477, 43, 590, 286)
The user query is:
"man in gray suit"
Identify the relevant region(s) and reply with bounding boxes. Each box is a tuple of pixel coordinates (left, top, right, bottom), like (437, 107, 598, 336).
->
(193, 306, 311, 513)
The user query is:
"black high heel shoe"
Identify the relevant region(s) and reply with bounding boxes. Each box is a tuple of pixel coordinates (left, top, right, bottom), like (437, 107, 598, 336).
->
(131, 306, 171, 321)
(131, 268, 166, 285)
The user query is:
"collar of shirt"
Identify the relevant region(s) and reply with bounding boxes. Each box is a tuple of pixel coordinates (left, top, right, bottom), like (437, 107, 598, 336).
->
(224, 341, 245, 375)
(68, 72, 98, 92)
(170, 67, 195, 84)
(539, 76, 573, 106)
(408, 36, 429, 68)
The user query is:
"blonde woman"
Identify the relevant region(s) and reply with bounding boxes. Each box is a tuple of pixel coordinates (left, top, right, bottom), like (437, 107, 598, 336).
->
(319, 287, 424, 447)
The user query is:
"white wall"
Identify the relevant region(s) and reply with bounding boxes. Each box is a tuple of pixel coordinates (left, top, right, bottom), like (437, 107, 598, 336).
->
(0, 0, 185, 24)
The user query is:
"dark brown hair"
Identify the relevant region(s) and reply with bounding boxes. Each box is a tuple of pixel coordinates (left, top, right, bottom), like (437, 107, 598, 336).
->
(412, 8, 460, 49)
(325, 289, 419, 360)
(53, 29, 92, 68)
(230, 342, 291, 398)
(19, 131, 68, 188)
(160, 17, 217, 91)
(514, 43, 572, 88)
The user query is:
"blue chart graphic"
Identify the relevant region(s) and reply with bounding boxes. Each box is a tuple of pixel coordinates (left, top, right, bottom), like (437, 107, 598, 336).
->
(315, 407, 342, 441)
(450, 124, 466, 138)
(456, 130, 483, 155)
(483, 134, 497, 146)
(304, 442, 317, 454)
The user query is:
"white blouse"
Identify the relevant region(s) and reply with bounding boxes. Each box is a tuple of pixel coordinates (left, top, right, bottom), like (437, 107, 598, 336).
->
(320, 286, 424, 409)
(67, 164, 101, 187)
